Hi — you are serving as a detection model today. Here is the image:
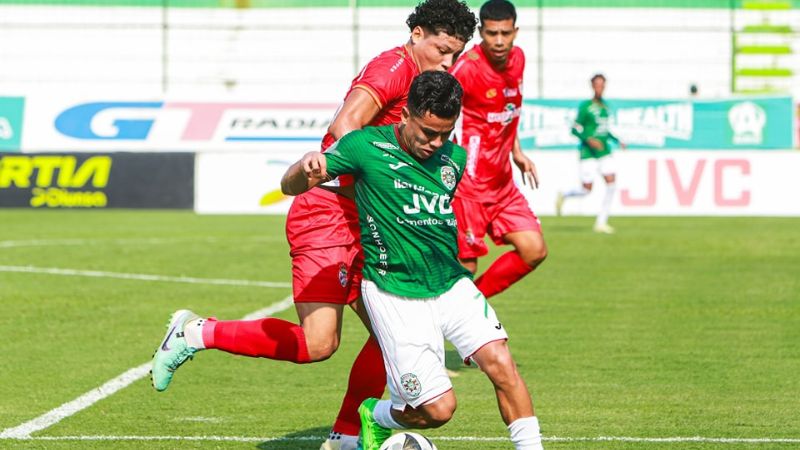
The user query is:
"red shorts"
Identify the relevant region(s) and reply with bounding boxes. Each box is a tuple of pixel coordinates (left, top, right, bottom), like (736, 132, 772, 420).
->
(286, 188, 363, 304)
(453, 187, 541, 259)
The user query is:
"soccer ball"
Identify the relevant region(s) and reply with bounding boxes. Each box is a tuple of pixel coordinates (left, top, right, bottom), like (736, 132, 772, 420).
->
(379, 432, 438, 450)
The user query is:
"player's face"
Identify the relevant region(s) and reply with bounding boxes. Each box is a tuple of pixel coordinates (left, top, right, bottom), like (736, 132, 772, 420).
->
(592, 78, 606, 98)
(410, 26, 467, 72)
(399, 107, 457, 160)
(479, 19, 518, 67)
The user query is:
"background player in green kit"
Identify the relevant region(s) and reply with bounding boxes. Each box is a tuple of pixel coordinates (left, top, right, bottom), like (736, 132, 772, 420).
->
(281, 71, 544, 450)
(556, 73, 626, 234)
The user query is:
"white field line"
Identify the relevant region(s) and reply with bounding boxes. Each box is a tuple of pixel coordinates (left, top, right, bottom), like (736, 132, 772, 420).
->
(0, 296, 294, 439)
(2, 435, 799, 444)
(0, 236, 283, 248)
(0, 265, 291, 289)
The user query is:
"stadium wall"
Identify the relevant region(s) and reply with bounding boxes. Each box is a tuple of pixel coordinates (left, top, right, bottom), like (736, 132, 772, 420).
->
(1, 3, 798, 98)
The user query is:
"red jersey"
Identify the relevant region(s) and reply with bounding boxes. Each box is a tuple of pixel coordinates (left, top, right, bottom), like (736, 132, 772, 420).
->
(450, 44, 524, 200)
(321, 44, 421, 151)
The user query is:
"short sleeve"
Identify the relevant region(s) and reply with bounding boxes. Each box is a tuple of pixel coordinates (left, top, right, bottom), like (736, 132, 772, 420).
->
(324, 133, 362, 180)
(354, 51, 413, 109)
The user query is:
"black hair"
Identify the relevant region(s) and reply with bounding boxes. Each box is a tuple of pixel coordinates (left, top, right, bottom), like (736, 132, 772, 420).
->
(407, 71, 463, 119)
(407, 0, 477, 43)
(479, 0, 517, 26)
(591, 73, 606, 83)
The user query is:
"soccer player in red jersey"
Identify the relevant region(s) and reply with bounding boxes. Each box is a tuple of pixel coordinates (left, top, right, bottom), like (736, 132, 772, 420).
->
(149, 2, 477, 450)
(450, 0, 547, 299)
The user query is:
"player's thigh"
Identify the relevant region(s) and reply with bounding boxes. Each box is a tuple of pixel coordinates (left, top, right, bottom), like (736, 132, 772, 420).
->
(361, 280, 451, 411)
(452, 196, 490, 260)
(438, 278, 508, 363)
(579, 157, 599, 185)
(489, 189, 542, 246)
(291, 245, 362, 304)
(295, 301, 345, 344)
(598, 154, 617, 181)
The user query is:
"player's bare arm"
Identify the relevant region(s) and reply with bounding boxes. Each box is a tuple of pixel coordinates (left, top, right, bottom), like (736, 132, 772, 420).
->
(511, 135, 539, 189)
(280, 151, 330, 196)
(327, 88, 382, 141)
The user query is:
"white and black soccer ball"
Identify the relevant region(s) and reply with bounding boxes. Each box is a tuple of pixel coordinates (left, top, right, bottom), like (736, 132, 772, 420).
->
(379, 432, 438, 450)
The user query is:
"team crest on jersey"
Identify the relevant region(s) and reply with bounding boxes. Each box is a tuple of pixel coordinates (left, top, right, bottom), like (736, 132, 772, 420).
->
(486, 88, 497, 99)
(338, 263, 348, 287)
(440, 166, 456, 190)
(467, 50, 479, 60)
(372, 141, 399, 151)
(400, 373, 421, 398)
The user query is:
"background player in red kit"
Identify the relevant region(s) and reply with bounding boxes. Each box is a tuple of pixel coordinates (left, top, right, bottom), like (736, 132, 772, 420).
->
(450, 0, 547, 299)
(149, 2, 477, 450)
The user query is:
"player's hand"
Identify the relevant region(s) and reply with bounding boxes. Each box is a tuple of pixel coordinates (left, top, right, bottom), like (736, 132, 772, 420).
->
(300, 152, 330, 181)
(587, 138, 604, 150)
(619, 141, 628, 151)
(513, 152, 539, 190)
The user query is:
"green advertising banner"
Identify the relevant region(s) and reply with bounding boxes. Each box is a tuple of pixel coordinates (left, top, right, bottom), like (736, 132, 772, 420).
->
(519, 96, 794, 150)
(0, 97, 24, 153)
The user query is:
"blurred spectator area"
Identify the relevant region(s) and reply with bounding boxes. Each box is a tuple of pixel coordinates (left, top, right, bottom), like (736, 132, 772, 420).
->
(0, 0, 798, 100)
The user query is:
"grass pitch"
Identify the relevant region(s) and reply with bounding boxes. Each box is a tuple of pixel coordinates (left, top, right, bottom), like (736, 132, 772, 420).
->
(0, 210, 798, 449)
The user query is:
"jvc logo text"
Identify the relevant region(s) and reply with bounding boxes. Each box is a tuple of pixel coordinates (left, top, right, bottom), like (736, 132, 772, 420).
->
(402, 193, 452, 215)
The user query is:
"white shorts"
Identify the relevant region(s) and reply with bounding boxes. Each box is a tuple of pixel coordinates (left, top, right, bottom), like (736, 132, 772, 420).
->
(580, 154, 616, 184)
(361, 277, 508, 410)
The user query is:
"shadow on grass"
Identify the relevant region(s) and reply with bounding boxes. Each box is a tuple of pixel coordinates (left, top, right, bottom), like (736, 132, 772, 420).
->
(255, 426, 329, 450)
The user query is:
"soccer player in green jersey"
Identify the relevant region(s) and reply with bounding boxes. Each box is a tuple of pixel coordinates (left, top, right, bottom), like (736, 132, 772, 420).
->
(282, 71, 544, 450)
(556, 73, 626, 234)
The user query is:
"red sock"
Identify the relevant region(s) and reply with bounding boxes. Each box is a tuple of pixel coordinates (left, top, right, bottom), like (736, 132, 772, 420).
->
(332, 336, 386, 436)
(202, 318, 311, 364)
(474, 251, 534, 299)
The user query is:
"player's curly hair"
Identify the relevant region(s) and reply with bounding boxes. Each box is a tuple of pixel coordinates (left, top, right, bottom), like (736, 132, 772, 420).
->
(407, 71, 463, 119)
(406, 0, 477, 43)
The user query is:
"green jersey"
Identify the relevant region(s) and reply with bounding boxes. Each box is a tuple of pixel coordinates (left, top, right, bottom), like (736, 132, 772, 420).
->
(571, 99, 619, 160)
(324, 124, 471, 298)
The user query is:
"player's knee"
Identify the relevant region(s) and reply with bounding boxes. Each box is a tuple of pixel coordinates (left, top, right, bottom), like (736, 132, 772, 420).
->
(480, 350, 520, 387)
(520, 243, 547, 267)
(582, 183, 594, 192)
(305, 336, 339, 362)
(419, 396, 456, 428)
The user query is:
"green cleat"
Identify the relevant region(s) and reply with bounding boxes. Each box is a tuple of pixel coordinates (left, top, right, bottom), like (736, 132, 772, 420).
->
(356, 398, 392, 450)
(151, 309, 200, 392)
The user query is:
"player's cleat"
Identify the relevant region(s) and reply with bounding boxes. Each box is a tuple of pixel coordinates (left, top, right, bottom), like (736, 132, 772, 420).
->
(356, 398, 391, 450)
(151, 309, 200, 392)
(555, 191, 565, 216)
(593, 223, 615, 234)
(320, 431, 359, 450)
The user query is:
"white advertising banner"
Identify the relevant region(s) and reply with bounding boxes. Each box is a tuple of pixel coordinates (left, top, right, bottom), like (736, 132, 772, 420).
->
(21, 96, 337, 152)
(196, 150, 800, 216)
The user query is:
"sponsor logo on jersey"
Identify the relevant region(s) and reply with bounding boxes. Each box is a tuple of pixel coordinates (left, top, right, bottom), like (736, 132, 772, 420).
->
(439, 154, 461, 172)
(487, 103, 520, 126)
(372, 141, 399, 151)
(440, 166, 456, 190)
(503, 87, 519, 97)
(389, 162, 409, 170)
(389, 52, 406, 73)
(465, 229, 476, 246)
(400, 373, 422, 398)
(338, 263, 348, 287)
(486, 88, 497, 99)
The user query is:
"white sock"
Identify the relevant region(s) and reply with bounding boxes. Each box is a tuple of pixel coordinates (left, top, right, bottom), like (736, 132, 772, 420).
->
(373, 400, 404, 429)
(508, 416, 543, 450)
(183, 318, 206, 349)
(562, 187, 589, 198)
(595, 183, 616, 227)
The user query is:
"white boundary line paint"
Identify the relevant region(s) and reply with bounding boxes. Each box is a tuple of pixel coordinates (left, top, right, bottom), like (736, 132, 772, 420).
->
(0, 236, 284, 248)
(2, 435, 799, 444)
(0, 296, 294, 439)
(0, 265, 291, 289)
